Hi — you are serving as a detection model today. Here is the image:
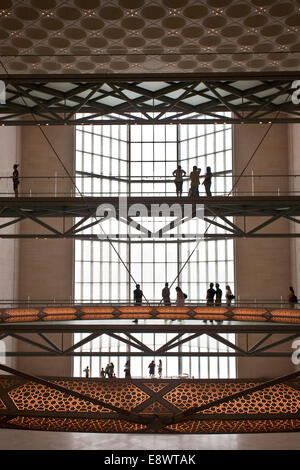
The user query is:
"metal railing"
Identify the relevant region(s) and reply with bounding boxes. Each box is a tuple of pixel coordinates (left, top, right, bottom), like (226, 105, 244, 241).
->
(0, 298, 297, 309)
(1, 173, 300, 197)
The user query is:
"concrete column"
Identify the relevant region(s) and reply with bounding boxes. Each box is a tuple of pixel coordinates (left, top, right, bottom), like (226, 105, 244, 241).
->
(233, 123, 294, 378)
(17, 125, 75, 376)
(0, 125, 21, 370)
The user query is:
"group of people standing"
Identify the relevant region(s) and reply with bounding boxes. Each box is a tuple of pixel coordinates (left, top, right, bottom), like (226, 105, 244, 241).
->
(207, 282, 235, 307)
(173, 165, 213, 197)
(84, 360, 163, 379)
(148, 359, 163, 378)
(97, 362, 116, 378)
(133, 282, 234, 308)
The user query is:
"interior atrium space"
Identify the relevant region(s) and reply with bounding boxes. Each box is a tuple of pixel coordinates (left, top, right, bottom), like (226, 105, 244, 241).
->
(0, 0, 299, 454)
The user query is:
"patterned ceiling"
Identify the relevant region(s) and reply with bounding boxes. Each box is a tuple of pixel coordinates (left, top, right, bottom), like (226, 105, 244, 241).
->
(0, 0, 300, 74)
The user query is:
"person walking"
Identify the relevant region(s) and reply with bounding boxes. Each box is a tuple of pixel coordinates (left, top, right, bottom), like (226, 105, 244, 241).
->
(148, 360, 155, 378)
(124, 360, 131, 378)
(288, 286, 298, 308)
(133, 284, 143, 324)
(189, 165, 201, 197)
(158, 359, 162, 378)
(202, 166, 213, 196)
(226, 285, 234, 307)
(176, 286, 186, 306)
(173, 165, 186, 197)
(12, 164, 20, 197)
(162, 282, 171, 306)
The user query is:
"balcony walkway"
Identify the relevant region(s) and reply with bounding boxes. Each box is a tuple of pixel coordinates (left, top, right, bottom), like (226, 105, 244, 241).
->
(0, 195, 300, 238)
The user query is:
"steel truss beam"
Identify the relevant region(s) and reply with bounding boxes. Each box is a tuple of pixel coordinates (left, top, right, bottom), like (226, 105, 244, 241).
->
(0, 196, 298, 239)
(0, 73, 300, 126)
(2, 324, 299, 358)
(0, 364, 299, 432)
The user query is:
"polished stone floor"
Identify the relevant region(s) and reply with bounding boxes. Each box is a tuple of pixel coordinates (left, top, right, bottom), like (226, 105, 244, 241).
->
(0, 430, 299, 450)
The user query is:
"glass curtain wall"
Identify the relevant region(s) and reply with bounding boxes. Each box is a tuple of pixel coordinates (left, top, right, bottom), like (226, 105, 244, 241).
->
(74, 113, 235, 379)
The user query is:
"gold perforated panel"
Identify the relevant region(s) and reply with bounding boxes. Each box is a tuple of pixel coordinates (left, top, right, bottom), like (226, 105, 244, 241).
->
(0, 377, 300, 434)
(9, 379, 150, 412)
(0, 0, 299, 74)
(1, 304, 300, 323)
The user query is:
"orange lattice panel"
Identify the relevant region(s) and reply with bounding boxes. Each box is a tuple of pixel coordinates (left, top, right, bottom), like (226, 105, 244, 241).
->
(157, 307, 190, 314)
(8, 379, 150, 413)
(166, 419, 300, 434)
(4, 308, 39, 323)
(81, 307, 114, 314)
(1, 304, 300, 324)
(140, 401, 171, 414)
(42, 308, 77, 315)
(119, 307, 152, 314)
(163, 382, 300, 415)
(0, 398, 6, 410)
(194, 307, 228, 314)
(157, 314, 190, 319)
(80, 314, 115, 320)
(270, 309, 300, 324)
(194, 314, 228, 321)
(119, 314, 152, 319)
(80, 306, 115, 319)
(143, 383, 170, 393)
(5, 316, 39, 323)
(194, 306, 228, 321)
(6, 416, 147, 433)
(42, 307, 77, 322)
(233, 315, 267, 322)
(1, 378, 300, 434)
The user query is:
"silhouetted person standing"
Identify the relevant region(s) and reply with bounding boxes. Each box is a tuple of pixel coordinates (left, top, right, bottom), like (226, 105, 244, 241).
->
(215, 283, 222, 306)
(133, 284, 143, 324)
(206, 282, 216, 306)
(83, 366, 89, 378)
(189, 166, 201, 197)
(173, 165, 186, 197)
(108, 362, 114, 378)
(134, 284, 143, 304)
(158, 359, 162, 378)
(288, 286, 298, 308)
(176, 286, 185, 306)
(124, 360, 131, 378)
(226, 285, 234, 307)
(162, 282, 171, 305)
(12, 164, 19, 197)
(148, 360, 155, 378)
(202, 166, 213, 196)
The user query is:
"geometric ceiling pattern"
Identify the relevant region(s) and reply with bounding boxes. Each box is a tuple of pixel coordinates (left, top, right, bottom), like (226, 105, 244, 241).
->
(0, 0, 300, 74)
(1, 74, 300, 125)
